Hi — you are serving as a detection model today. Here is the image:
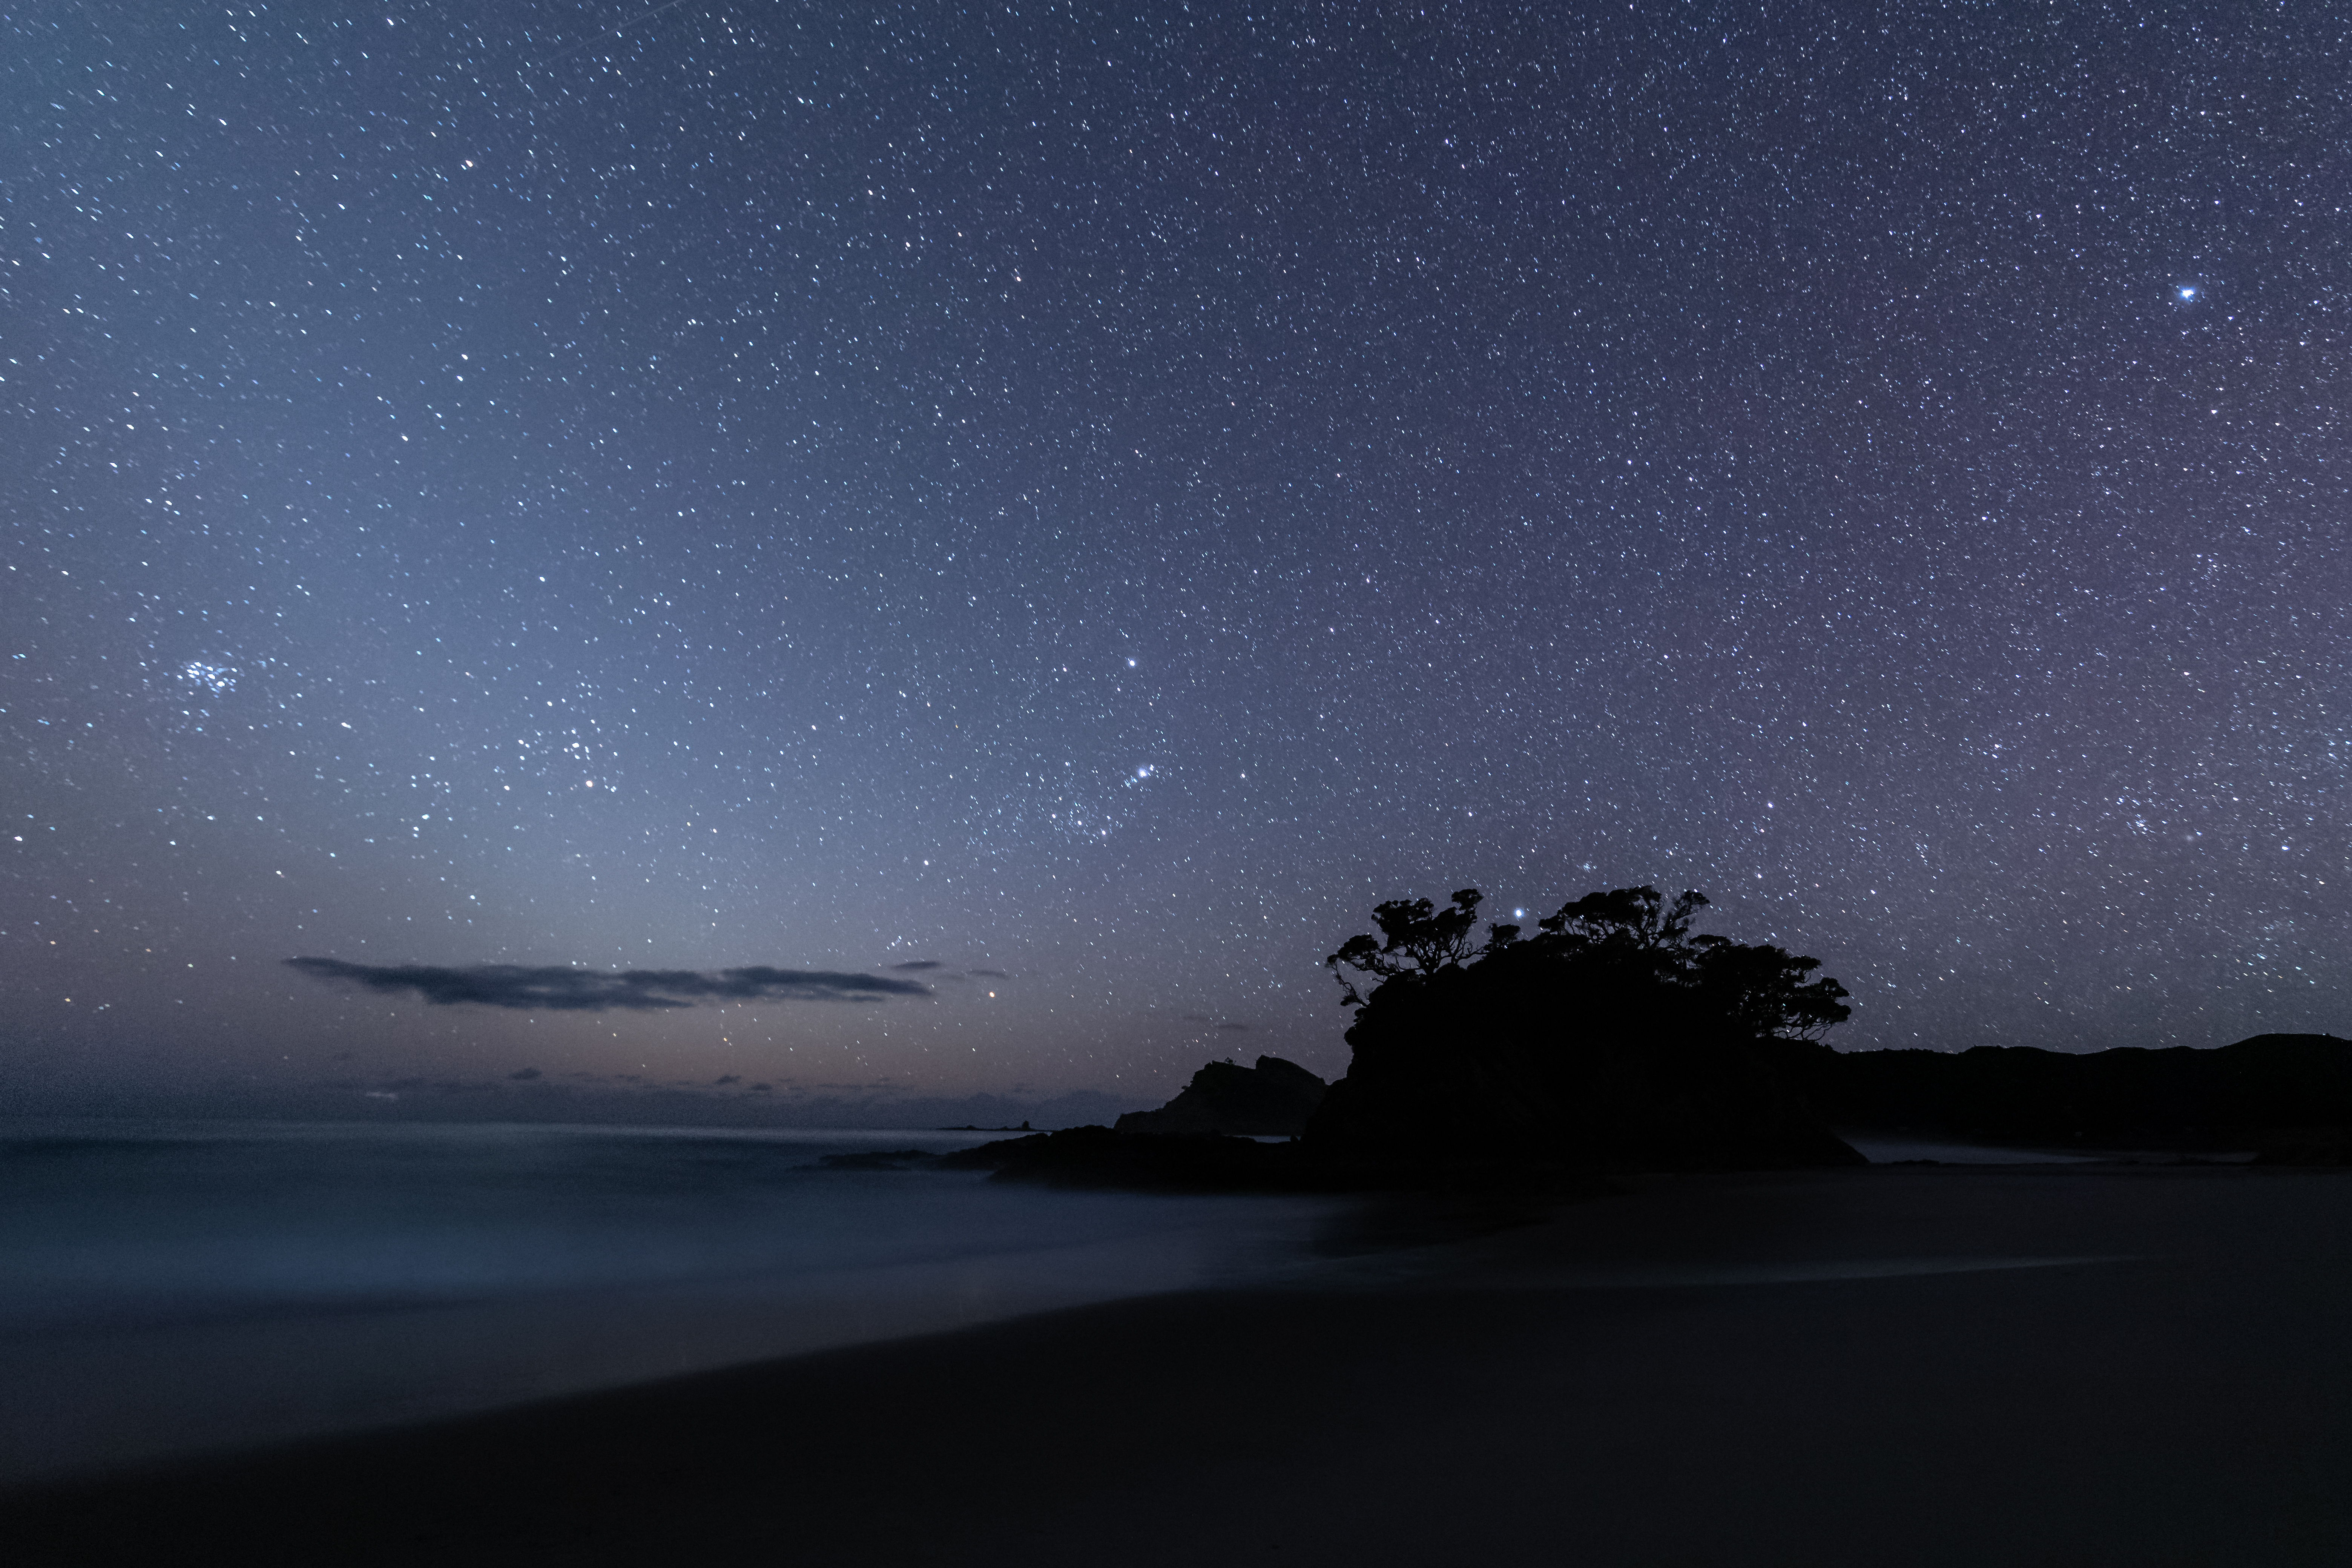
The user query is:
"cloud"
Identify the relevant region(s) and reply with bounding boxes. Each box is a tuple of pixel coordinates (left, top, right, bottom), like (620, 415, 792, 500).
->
(1214, 1021, 1250, 1031)
(714, 1074, 741, 1086)
(887, 960, 1012, 987)
(286, 958, 932, 1011)
(509, 1067, 542, 1081)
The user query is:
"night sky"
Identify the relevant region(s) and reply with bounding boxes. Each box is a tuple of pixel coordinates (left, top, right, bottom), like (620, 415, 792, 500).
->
(5, 2, 2345, 1120)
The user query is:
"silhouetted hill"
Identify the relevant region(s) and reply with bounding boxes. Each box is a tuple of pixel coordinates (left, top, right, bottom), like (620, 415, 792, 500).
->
(1758, 1033, 2352, 1154)
(1114, 1056, 1328, 1136)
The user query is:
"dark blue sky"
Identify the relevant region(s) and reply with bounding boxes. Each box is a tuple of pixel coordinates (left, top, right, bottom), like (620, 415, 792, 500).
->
(5, 1, 2344, 1118)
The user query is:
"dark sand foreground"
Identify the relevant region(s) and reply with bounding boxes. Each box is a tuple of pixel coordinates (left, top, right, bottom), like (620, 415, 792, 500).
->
(8, 1163, 2350, 1566)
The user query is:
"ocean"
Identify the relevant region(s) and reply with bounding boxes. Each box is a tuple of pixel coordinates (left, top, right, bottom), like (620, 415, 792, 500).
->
(0, 1119, 1353, 1483)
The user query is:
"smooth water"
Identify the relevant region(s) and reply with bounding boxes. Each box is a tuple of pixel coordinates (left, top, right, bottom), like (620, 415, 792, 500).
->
(0, 1120, 1355, 1482)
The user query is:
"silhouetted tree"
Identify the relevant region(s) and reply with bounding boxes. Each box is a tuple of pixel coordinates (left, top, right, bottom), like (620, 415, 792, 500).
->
(1327, 883, 1849, 1043)
(1537, 885, 1708, 950)
(1322, 888, 1519, 1006)
(1686, 933, 1852, 1043)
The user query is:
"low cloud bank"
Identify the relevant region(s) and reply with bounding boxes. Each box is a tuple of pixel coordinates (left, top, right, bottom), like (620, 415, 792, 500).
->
(285, 957, 931, 1010)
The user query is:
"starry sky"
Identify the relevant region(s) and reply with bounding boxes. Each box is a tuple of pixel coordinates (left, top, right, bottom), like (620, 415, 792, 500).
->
(4, 1, 2345, 1121)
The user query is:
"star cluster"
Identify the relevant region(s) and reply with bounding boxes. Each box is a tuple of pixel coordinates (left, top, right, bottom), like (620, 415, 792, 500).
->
(3, 2, 2344, 1113)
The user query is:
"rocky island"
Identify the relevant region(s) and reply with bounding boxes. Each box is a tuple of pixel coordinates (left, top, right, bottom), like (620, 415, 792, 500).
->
(949, 884, 1869, 1188)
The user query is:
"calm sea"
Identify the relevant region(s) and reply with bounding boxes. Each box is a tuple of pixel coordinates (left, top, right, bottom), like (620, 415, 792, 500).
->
(0, 1120, 1351, 1482)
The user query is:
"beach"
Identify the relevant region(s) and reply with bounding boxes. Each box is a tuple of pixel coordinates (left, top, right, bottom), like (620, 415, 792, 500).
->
(8, 1160, 2349, 1565)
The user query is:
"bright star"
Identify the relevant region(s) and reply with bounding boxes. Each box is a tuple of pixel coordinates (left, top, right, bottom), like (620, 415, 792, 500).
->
(2177, 285, 2198, 300)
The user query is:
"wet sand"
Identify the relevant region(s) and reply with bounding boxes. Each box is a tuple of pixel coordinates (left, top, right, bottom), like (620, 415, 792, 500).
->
(8, 1163, 2350, 1566)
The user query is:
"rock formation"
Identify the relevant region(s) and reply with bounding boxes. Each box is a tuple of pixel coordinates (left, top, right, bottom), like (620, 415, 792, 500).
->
(1114, 1056, 1329, 1137)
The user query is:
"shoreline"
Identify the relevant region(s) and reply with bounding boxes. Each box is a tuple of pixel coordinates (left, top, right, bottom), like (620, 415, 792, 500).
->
(9, 1162, 2351, 1565)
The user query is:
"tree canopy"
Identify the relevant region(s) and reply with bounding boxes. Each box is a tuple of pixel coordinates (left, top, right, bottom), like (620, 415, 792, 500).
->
(1326, 883, 1851, 1043)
